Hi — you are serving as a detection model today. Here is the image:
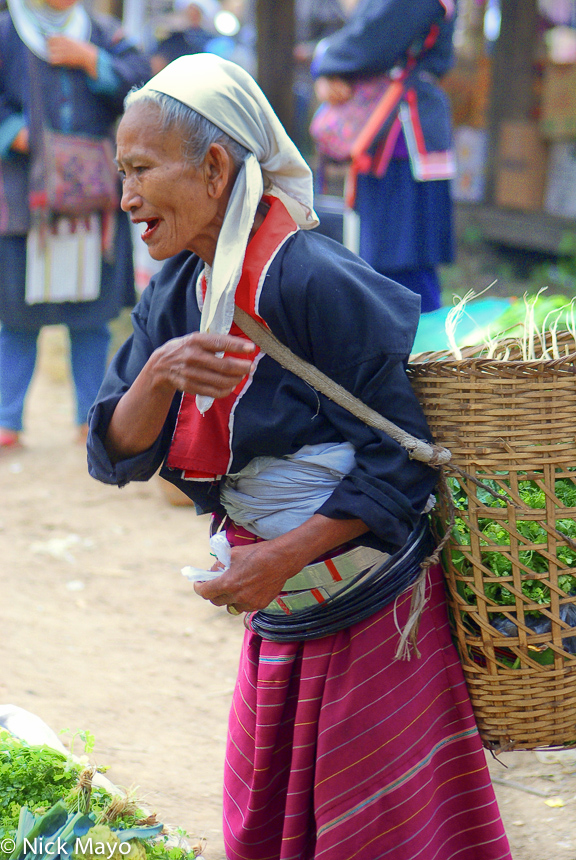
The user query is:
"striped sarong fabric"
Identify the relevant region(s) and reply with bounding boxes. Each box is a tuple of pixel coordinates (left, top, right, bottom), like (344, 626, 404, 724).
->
(223, 563, 512, 860)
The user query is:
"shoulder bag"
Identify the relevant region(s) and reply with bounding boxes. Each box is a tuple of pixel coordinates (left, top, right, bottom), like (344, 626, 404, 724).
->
(27, 52, 119, 218)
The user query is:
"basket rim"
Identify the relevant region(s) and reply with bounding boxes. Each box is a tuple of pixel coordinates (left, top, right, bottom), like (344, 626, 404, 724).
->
(409, 349, 576, 369)
(409, 324, 576, 367)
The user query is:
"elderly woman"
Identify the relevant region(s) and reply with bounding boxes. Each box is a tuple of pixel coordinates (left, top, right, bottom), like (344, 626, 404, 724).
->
(87, 54, 511, 860)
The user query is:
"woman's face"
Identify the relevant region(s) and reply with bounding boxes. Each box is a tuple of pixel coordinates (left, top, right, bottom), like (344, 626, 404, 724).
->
(116, 101, 230, 263)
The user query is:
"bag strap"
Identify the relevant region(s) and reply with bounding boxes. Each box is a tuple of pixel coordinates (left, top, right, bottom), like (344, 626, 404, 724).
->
(27, 50, 48, 199)
(345, 77, 406, 208)
(344, 21, 442, 208)
(233, 305, 451, 468)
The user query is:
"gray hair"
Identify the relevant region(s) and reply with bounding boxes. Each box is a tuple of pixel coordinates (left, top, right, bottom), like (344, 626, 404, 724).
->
(124, 89, 250, 170)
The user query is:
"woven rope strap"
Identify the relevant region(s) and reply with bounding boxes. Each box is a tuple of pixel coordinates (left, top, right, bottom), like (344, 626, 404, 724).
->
(234, 306, 451, 467)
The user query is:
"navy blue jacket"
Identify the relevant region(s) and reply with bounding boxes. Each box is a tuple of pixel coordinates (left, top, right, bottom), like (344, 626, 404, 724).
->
(88, 229, 438, 554)
(314, 0, 455, 80)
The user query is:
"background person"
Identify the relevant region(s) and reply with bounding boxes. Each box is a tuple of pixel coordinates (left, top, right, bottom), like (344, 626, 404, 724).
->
(0, 0, 150, 452)
(313, 0, 457, 312)
(150, 0, 217, 74)
(292, 0, 347, 152)
(87, 53, 511, 860)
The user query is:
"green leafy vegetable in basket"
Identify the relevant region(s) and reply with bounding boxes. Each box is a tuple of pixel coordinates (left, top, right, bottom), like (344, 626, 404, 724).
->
(445, 472, 576, 667)
(0, 732, 201, 860)
(447, 475, 576, 612)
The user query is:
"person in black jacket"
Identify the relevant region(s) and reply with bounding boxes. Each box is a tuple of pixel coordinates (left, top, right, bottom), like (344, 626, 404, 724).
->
(313, 0, 457, 312)
(0, 0, 150, 451)
(87, 53, 512, 860)
(151, 0, 215, 74)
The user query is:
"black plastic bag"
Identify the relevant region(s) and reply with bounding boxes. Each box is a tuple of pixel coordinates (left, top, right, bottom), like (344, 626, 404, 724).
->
(491, 603, 576, 654)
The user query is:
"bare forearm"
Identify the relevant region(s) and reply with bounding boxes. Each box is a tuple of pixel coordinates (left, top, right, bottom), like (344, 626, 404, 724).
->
(104, 355, 176, 462)
(270, 513, 369, 571)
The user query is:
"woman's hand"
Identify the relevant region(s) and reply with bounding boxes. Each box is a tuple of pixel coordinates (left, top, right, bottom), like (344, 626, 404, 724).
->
(104, 332, 254, 462)
(314, 76, 353, 105)
(152, 332, 256, 400)
(47, 35, 99, 78)
(195, 540, 304, 613)
(194, 514, 369, 614)
(11, 127, 29, 154)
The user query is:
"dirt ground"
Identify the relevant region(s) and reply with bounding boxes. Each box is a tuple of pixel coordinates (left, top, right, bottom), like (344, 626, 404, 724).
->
(3, 326, 576, 860)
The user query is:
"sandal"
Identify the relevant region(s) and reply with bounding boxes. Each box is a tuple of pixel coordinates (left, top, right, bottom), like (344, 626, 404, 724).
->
(76, 424, 89, 444)
(0, 430, 23, 453)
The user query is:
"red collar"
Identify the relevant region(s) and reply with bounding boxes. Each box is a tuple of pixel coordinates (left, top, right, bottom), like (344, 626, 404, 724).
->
(166, 195, 298, 480)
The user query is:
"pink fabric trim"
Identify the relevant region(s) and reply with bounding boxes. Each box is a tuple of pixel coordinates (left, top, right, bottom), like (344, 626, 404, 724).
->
(438, 0, 455, 18)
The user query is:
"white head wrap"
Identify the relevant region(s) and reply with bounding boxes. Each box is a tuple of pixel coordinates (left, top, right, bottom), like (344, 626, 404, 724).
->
(8, 0, 91, 59)
(128, 53, 318, 345)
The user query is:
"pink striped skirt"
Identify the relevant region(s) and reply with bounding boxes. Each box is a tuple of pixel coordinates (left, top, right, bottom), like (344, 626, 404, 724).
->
(223, 562, 512, 860)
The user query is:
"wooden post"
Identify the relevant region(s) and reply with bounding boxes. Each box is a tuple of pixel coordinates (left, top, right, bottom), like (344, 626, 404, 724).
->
(484, 0, 540, 202)
(255, 0, 295, 138)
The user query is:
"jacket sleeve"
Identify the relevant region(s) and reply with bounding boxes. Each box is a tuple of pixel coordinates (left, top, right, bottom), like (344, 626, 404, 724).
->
(314, 0, 449, 79)
(0, 16, 24, 148)
(86, 280, 180, 488)
(314, 361, 437, 549)
(0, 113, 25, 158)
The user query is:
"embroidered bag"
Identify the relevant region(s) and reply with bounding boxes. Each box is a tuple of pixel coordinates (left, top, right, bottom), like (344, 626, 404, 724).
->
(309, 75, 391, 163)
(27, 52, 119, 218)
(309, 21, 441, 171)
(29, 129, 119, 217)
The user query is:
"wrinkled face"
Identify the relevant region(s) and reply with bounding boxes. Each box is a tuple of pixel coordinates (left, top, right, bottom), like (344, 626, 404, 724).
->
(116, 101, 221, 262)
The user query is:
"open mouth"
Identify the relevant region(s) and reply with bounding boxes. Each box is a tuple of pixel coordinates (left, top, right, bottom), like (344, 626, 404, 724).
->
(141, 218, 160, 241)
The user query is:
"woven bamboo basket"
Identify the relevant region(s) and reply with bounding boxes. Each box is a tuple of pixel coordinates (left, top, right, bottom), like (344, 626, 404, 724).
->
(407, 330, 576, 752)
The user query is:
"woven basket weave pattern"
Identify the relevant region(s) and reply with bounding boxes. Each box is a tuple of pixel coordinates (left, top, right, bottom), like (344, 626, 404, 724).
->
(408, 332, 576, 751)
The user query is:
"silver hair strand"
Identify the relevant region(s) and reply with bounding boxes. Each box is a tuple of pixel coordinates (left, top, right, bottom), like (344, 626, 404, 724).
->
(124, 88, 250, 169)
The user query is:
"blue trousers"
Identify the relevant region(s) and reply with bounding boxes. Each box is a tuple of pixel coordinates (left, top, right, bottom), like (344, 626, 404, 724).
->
(0, 324, 110, 431)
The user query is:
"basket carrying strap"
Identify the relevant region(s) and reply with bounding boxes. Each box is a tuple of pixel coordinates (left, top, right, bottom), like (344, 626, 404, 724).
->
(234, 304, 455, 660)
(233, 305, 451, 467)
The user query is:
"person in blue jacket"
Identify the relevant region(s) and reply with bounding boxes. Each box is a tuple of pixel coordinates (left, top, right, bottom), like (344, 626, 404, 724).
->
(313, 0, 457, 312)
(150, 0, 215, 75)
(0, 0, 150, 452)
(86, 54, 511, 860)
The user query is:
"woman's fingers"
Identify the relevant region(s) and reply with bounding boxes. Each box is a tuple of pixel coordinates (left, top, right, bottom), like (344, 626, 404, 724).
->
(201, 333, 255, 356)
(157, 332, 255, 397)
(194, 542, 298, 612)
(46, 36, 98, 74)
(11, 127, 29, 155)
